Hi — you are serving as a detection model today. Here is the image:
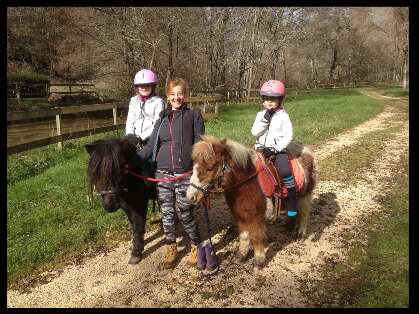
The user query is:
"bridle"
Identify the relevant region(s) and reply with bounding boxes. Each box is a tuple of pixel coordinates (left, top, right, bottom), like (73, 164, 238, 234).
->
(190, 156, 260, 197)
(94, 173, 129, 198)
(97, 187, 128, 197)
(190, 153, 264, 202)
(189, 157, 230, 196)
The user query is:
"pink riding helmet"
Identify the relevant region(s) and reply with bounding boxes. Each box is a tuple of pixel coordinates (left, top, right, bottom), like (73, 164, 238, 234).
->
(260, 80, 286, 97)
(133, 69, 159, 85)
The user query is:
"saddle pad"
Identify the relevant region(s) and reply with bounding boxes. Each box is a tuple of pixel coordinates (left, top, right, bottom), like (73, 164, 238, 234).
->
(256, 152, 305, 198)
(255, 154, 279, 197)
(289, 156, 305, 192)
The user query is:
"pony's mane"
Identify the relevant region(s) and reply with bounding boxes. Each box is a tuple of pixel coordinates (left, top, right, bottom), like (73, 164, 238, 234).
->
(225, 139, 256, 170)
(87, 139, 123, 189)
(194, 135, 255, 170)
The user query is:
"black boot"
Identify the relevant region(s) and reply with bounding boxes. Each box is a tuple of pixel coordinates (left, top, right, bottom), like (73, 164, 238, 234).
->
(286, 186, 299, 217)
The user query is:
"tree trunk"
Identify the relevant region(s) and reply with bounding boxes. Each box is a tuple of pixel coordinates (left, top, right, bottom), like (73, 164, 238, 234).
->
(281, 50, 287, 83)
(165, 23, 174, 88)
(237, 35, 245, 98)
(402, 31, 408, 89)
(329, 44, 338, 84)
(246, 10, 260, 101)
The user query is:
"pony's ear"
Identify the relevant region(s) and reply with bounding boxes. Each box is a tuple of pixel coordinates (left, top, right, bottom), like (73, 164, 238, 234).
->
(85, 143, 96, 155)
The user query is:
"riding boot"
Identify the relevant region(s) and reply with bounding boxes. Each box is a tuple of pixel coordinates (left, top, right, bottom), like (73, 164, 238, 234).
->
(203, 241, 219, 276)
(186, 243, 198, 266)
(196, 242, 207, 269)
(163, 242, 178, 269)
(285, 186, 299, 217)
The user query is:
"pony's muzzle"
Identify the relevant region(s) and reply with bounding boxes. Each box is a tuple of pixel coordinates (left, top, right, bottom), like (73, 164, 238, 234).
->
(186, 185, 203, 204)
(101, 195, 120, 212)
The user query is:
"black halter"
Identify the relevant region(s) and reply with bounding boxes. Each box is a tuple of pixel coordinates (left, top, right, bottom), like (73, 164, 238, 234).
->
(97, 187, 128, 196)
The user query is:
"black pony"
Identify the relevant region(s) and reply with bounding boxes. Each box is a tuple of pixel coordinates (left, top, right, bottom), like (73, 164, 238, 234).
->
(85, 137, 154, 264)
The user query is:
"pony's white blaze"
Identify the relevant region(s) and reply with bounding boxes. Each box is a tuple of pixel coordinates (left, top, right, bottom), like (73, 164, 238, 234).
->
(186, 164, 203, 202)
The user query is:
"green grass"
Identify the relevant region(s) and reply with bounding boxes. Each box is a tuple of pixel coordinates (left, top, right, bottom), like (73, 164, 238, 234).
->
(363, 85, 409, 98)
(352, 158, 409, 307)
(7, 97, 52, 110)
(7, 129, 126, 186)
(7, 88, 384, 288)
(319, 115, 408, 184)
(380, 86, 409, 98)
(7, 153, 131, 283)
(207, 89, 384, 147)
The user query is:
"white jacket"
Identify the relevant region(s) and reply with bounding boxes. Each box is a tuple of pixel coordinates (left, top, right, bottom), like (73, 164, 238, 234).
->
(251, 108, 293, 153)
(125, 95, 165, 140)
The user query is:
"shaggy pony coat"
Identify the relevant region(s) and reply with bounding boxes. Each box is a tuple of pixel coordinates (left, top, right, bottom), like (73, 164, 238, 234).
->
(187, 135, 317, 268)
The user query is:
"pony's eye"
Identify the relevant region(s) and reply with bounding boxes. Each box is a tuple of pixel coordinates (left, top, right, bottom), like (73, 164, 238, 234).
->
(207, 167, 214, 171)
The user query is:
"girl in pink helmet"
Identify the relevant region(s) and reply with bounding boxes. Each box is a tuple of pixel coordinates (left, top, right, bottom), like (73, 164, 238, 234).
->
(125, 69, 165, 147)
(251, 80, 299, 219)
(125, 69, 165, 222)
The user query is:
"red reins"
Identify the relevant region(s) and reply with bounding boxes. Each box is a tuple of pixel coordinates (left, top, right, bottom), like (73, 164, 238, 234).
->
(125, 166, 192, 182)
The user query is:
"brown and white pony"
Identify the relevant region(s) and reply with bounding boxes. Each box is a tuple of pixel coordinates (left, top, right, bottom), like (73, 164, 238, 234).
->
(186, 135, 317, 268)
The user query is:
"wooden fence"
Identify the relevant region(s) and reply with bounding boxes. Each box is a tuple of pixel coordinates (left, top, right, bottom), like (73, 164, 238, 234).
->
(7, 82, 97, 107)
(48, 83, 96, 96)
(7, 81, 399, 155)
(7, 95, 224, 155)
(224, 81, 397, 102)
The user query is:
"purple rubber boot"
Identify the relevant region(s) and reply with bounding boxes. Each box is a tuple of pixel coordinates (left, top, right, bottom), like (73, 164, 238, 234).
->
(203, 242, 219, 276)
(197, 242, 206, 270)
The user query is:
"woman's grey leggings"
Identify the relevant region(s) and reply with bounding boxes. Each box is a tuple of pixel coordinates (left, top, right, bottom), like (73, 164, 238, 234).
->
(156, 172, 201, 245)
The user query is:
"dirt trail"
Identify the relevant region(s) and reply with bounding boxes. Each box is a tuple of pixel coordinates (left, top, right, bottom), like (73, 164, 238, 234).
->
(7, 95, 408, 308)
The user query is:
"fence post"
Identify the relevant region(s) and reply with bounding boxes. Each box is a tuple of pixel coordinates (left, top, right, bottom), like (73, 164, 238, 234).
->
(227, 91, 230, 105)
(215, 102, 219, 115)
(56, 113, 62, 150)
(69, 85, 72, 95)
(113, 106, 117, 125)
(15, 83, 21, 106)
(203, 101, 207, 113)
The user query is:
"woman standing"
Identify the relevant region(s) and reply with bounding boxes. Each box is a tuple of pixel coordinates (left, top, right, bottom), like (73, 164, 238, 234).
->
(139, 78, 204, 269)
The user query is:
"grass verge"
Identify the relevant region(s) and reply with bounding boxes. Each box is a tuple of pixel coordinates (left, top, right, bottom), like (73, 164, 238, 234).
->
(362, 85, 409, 98)
(318, 113, 408, 184)
(306, 110, 408, 307)
(308, 152, 408, 307)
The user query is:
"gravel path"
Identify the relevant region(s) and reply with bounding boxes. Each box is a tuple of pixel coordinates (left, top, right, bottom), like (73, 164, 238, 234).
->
(7, 95, 408, 308)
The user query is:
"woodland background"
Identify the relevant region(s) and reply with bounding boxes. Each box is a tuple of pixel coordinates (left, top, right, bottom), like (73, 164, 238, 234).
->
(7, 7, 409, 97)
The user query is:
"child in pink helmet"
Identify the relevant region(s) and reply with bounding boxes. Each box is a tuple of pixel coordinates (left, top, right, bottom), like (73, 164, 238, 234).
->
(125, 69, 165, 147)
(251, 80, 299, 219)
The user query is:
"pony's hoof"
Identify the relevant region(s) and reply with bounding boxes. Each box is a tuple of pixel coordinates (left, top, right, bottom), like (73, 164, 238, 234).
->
(128, 255, 142, 264)
(265, 208, 274, 221)
(253, 265, 263, 273)
(235, 251, 248, 263)
(254, 256, 266, 268)
(285, 217, 297, 231)
(296, 231, 306, 241)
